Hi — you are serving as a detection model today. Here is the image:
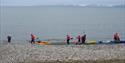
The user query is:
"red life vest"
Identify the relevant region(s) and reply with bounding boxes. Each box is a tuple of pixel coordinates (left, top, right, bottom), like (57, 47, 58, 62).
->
(77, 35, 81, 39)
(31, 34, 36, 39)
(67, 35, 71, 40)
(114, 33, 120, 41)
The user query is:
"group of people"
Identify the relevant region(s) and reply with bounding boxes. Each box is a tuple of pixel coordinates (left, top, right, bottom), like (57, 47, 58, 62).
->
(66, 34, 86, 45)
(6, 32, 121, 44)
(66, 32, 121, 45)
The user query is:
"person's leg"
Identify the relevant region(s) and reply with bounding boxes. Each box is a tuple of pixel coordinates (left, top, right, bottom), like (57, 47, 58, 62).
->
(31, 39, 33, 43)
(81, 40, 85, 44)
(78, 39, 80, 42)
(32, 38, 35, 43)
(8, 38, 10, 43)
(83, 40, 85, 44)
(9, 38, 11, 43)
(67, 39, 70, 44)
(33, 39, 35, 43)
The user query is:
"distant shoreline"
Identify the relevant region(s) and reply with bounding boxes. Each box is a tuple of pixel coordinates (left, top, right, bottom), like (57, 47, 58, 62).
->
(1, 5, 125, 8)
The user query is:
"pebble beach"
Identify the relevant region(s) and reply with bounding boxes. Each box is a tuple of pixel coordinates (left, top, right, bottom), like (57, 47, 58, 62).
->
(0, 42, 125, 63)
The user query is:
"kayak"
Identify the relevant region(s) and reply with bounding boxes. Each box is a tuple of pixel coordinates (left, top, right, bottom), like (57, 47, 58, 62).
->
(34, 41, 125, 45)
(85, 41, 125, 44)
(35, 41, 49, 45)
(85, 41, 97, 44)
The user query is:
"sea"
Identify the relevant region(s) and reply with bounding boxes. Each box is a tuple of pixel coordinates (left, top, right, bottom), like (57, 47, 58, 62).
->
(0, 6, 125, 42)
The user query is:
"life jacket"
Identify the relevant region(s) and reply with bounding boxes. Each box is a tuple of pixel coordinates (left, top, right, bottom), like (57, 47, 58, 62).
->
(114, 33, 120, 41)
(77, 35, 81, 39)
(67, 35, 71, 40)
(81, 34, 86, 41)
(31, 34, 36, 39)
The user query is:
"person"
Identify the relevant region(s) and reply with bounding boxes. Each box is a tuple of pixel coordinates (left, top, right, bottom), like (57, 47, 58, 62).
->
(66, 35, 72, 44)
(77, 35, 81, 42)
(113, 32, 120, 42)
(7, 36, 11, 43)
(31, 34, 36, 44)
(81, 34, 86, 44)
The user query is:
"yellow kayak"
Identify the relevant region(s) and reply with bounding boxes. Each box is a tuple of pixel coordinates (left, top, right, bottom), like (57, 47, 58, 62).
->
(35, 41, 49, 45)
(86, 40, 96, 44)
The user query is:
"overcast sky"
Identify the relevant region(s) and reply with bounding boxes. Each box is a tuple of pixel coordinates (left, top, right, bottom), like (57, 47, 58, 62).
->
(0, 0, 125, 6)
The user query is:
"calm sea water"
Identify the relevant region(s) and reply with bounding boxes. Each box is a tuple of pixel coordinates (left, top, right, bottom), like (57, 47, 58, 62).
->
(0, 6, 125, 42)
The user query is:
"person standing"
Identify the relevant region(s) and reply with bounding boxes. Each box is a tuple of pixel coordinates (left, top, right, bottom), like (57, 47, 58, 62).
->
(7, 36, 11, 43)
(81, 34, 86, 44)
(66, 35, 72, 44)
(113, 32, 120, 42)
(31, 34, 36, 44)
(77, 35, 81, 42)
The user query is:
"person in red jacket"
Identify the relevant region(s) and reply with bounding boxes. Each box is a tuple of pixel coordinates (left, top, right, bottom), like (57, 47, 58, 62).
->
(113, 32, 120, 42)
(77, 35, 81, 42)
(66, 35, 73, 44)
(31, 34, 36, 43)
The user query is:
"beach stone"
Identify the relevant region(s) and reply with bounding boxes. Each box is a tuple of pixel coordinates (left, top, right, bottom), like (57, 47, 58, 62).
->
(0, 43, 125, 63)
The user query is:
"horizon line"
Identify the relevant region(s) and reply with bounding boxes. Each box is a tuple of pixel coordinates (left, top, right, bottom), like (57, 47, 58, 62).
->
(0, 4, 125, 7)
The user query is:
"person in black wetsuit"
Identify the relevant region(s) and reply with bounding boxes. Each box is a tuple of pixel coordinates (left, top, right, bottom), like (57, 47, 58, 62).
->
(7, 36, 11, 43)
(81, 34, 86, 44)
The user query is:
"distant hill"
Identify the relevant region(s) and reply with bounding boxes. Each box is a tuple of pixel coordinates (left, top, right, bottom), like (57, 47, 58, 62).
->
(0, 4, 125, 8)
(112, 5, 125, 8)
(78, 4, 125, 8)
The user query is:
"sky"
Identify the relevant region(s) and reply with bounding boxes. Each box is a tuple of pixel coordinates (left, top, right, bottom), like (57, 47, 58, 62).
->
(0, 0, 125, 6)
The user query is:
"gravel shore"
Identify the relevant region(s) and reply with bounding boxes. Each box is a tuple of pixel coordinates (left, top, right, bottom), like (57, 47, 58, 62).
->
(0, 42, 125, 63)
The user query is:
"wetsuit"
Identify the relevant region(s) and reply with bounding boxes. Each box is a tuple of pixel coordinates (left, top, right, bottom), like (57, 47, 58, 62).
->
(7, 36, 11, 43)
(81, 34, 86, 44)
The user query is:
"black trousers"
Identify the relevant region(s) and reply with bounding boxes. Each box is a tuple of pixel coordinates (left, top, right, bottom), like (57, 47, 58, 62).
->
(8, 38, 11, 43)
(82, 40, 85, 44)
(31, 39, 35, 43)
(67, 39, 70, 44)
(78, 39, 80, 42)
